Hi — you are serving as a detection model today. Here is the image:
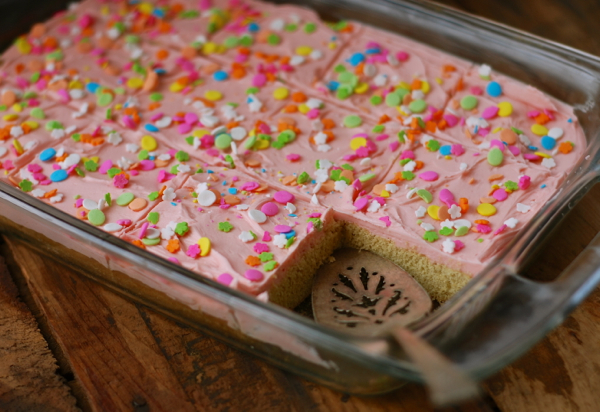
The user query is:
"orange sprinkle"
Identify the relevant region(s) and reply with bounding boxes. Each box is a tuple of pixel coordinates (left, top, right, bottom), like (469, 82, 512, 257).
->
(425, 121, 437, 133)
(283, 104, 298, 113)
(474, 219, 490, 225)
(378, 114, 391, 124)
(414, 160, 424, 170)
(410, 79, 422, 91)
(443, 65, 457, 73)
(166, 239, 180, 253)
(156, 49, 169, 60)
(42, 189, 58, 199)
(132, 239, 146, 250)
(534, 113, 551, 125)
(321, 118, 335, 129)
(245, 256, 261, 267)
(158, 185, 167, 196)
(292, 92, 307, 103)
(559, 141, 573, 154)
(458, 198, 469, 213)
(488, 174, 504, 182)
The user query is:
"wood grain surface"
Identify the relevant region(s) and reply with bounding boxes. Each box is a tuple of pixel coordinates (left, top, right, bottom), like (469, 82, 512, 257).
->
(1, 0, 600, 411)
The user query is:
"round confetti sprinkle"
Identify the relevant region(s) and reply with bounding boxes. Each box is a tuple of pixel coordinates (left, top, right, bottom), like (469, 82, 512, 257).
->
(460, 95, 478, 110)
(87, 209, 106, 226)
(500, 129, 517, 145)
(50, 169, 68, 182)
(230, 127, 247, 141)
(273, 87, 289, 100)
(97, 92, 113, 107)
(116, 192, 135, 206)
(39, 148, 56, 161)
(548, 127, 564, 139)
(273, 190, 294, 204)
(343, 115, 362, 128)
(531, 124, 549, 136)
(215, 133, 233, 149)
(244, 269, 264, 282)
(83, 199, 98, 210)
(486, 81, 502, 97)
(204, 90, 223, 101)
(248, 209, 267, 223)
(141, 135, 158, 151)
(274, 225, 292, 233)
(497, 102, 513, 117)
(30, 107, 45, 119)
(128, 198, 148, 211)
(198, 190, 217, 206)
(213, 70, 228, 81)
(217, 273, 233, 286)
(350, 137, 367, 150)
(487, 147, 504, 166)
(385, 93, 401, 107)
(541, 135, 556, 150)
(419, 171, 439, 181)
(296, 45, 313, 56)
(261, 202, 279, 216)
(408, 99, 427, 113)
(477, 203, 497, 217)
(103, 223, 123, 233)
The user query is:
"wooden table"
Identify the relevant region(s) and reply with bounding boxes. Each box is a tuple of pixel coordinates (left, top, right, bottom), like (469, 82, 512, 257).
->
(2, 0, 600, 410)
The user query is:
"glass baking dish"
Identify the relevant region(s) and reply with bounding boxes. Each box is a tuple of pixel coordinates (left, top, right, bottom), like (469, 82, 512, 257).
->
(2, 0, 600, 396)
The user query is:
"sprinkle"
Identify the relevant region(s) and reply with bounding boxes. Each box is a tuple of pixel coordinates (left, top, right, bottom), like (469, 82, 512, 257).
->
(218, 221, 233, 232)
(244, 269, 264, 281)
(198, 237, 211, 256)
(217, 273, 233, 286)
(261, 202, 279, 216)
(87, 209, 106, 226)
(343, 115, 362, 128)
(477, 203, 497, 216)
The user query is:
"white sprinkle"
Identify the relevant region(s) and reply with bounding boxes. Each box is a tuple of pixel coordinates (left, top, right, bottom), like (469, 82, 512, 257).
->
(359, 158, 371, 167)
(541, 157, 556, 169)
(197, 190, 216, 206)
(103, 223, 123, 233)
(311, 194, 320, 205)
(516, 203, 531, 213)
(155, 116, 172, 128)
(60, 153, 81, 169)
(460, 162, 468, 171)
(290, 55, 305, 66)
(230, 126, 247, 141)
(309, 50, 323, 60)
(162, 188, 176, 202)
(236, 204, 250, 211)
(415, 206, 427, 218)
(478, 64, 492, 77)
(403, 160, 416, 172)
(125, 143, 139, 153)
(548, 127, 564, 139)
(449, 204, 462, 219)
(453, 219, 472, 229)
(10, 126, 24, 138)
(50, 128, 65, 139)
(317, 144, 332, 152)
(407, 187, 419, 200)
(440, 219, 454, 229)
(83, 199, 98, 210)
(334, 180, 349, 192)
(285, 202, 296, 213)
(367, 200, 381, 213)
(248, 209, 267, 223)
(239, 231, 255, 243)
(269, 18, 285, 31)
(504, 217, 519, 228)
(519, 134, 531, 146)
(49, 194, 63, 203)
(107, 131, 123, 146)
(273, 234, 288, 248)
(31, 189, 45, 198)
(0, 147, 7, 158)
(442, 238, 456, 254)
(385, 184, 398, 194)
(420, 222, 435, 232)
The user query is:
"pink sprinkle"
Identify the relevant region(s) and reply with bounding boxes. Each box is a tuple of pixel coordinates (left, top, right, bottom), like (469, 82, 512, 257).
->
(254, 243, 269, 253)
(493, 224, 508, 236)
(35, 79, 48, 91)
(244, 269, 264, 282)
(286, 153, 300, 162)
(262, 231, 272, 242)
(508, 145, 520, 156)
(493, 188, 508, 201)
(451, 144, 465, 156)
(439, 188, 456, 208)
(396, 51, 409, 61)
(216, 273, 233, 286)
(99, 160, 113, 174)
(306, 221, 314, 233)
(258, 123, 270, 134)
(306, 108, 320, 119)
(78, 14, 93, 28)
(57, 89, 70, 103)
(389, 141, 399, 151)
(419, 171, 439, 181)
(241, 181, 260, 191)
(444, 113, 459, 127)
(354, 197, 369, 211)
(379, 216, 391, 227)
(168, 257, 180, 264)
(122, 115, 136, 129)
(167, 149, 177, 156)
(527, 110, 540, 118)
(32, 173, 46, 181)
(342, 154, 357, 161)
(523, 154, 541, 161)
(274, 225, 292, 233)
(471, 86, 483, 95)
(352, 179, 362, 191)
(150, 112, 164, 121)
(27, 164, 42, 173)
(157, 170, 170, 183)
(544, 109, 555, 120)
(454, 240, 465, 252)
(273, 190, 294, 204)
(478, 128, 490, 137)
(490, 139, 505, 152)
(138, 222, 149, 239)
(519, 175, 531, 190)
(113, 174, 128, 188)
(261, 202, 279, 216)
(355, 146, 369, 158)
(206, 148, 220, 157)
(140, 160, 155, 171)
(75, 198, 84, 208)
(52, 164, 61, 170)
(375, 133, 389, 141)
(477, 224, 492, 234)
(184, 112, 199, 125)
(117, 219, 132, 226)
(178, 123, 192, 134)
(186, 244, 201, 258)
(252, 73, 267, 87)
(400, 150, 415, 160)
(308, 213, 322, 218)
(482, 106, 499, 119)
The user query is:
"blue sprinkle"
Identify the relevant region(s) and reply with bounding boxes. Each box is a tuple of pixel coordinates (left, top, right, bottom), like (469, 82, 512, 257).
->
(528, 145, 538, 151)
(39, 148, 56, 162)
(365, 47, 381, 55)
(327, 80, 340, 91)
(86, 82, 99, 93)
(207, 170, 214, 174)
(311, 179, 316, 184)
(486, 81, 502, 97)
(439, 145, 452, 156)
(144, 124, 159, 132)
(152, 9, 165, 18)
(213, 70, 228, 81)
(474, 125, 479, 134)
(346, 52, 365, 67)
(568, 118, 573, 123)
(284, 230, 296, 239)
(149, 155, 156, 160)
(541, 184, 547, 188)
(154, 68, 166, 75)
(261, 168, 266, 173)
(50, 169, 68, 182)
(288, 214, 298, 218)
(248, 23, 260, 32)
(540, 136, 556, 150)
(171, 202, 177, 206)
(228, 187, 238, 194)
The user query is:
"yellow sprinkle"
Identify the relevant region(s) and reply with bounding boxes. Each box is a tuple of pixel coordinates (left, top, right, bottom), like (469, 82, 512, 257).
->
(531, 124, 548, 136)
(23, 120, 39, 130)
(69, 80, 83, 89)
(397, 81, 410, 90)
(12, 103, 23, 113)
(491, 184, 499, 190)
(327, 42, 337, 50)
(534, 152, 551, 158)
(140, 135, 157, 151)
(138, 2, 153, 14)
(295, 46, 313, 56)
(101, 5, 109, 15)
(3, 114, 18, 121)
(350, 137, 367, 150)
(444, 155, 452, 160)
(204, 90, 223, 101)
(198, 237, 211, 256)
(193, 129, 211, 138)
(273, 87, 289, 100)
(114, 104, 123, 110)
(380, 190, 390, 198)
(427, 205, 440, 220)
(298, 104, 310, 114)
(396, 107, 408, 116)
(12, 139, 23, 154)
(477, 203, 497, 217)
(492, 127, 503, 134)
(202, 42, 218, 54)
(354, 83, 369, 94)
(421, 81, 430, 94)
(435, 77, 443, 85)
(255, 139, 270, 150)
(169, 82, 184, 93)
(497, 102, 513, 117)
(16, 39, 31, 55)
(126, 77, 144, 89)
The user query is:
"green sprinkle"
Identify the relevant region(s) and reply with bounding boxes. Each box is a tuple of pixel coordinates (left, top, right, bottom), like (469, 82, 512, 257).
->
(439, 227, 454, 236)
(409, 99, 427, 113)
(504, 180, 519, 191)
(175, 222, 189, 236)
(146, 212, 159, 224)
(307, 217, 323, 230)
(30, 107, 45, 119)
(285, 236, 295, 248)
(87, 209, 106, 226)
(416, 189, 433, 203)
(385, 92, 401, 107)
(264, 261, 278, 271)
(215, 133, 232, 149)
(225, 154, 235, 168)
(138, 150, 149, 160)
(333, 64, 346, 73)
(142, 238, 161, 246)
(114, 87, 125, 95)
(423, 231, 439, 243)
(175, 151, 190, 162)
(343, 114, 362, 128)
(477, 238, 484, 243)
(149, 92, 163, 102)
(425, 139, 441, 152)
(218, 222, 233, 232)
(116, 192, 135, 206)
(75, 167, 84, 177)
(84, 159, 98, 172)
(400, 158, 411, 166)
(372, 124, 385, 133)
(185, 136, 195, 146)
(259, 252, 274, 262)
(244, 134, 257, 149)
(487, 147, 504, 166)
(107, 168, 122, 178)
(401, 171, 415, 181)
(341, 163, 354, 171)
(19, 179, 32, 192)
(223, 36, 239, 49)
(104, 193, 112, 207)
(45, 120, 63, 131)
(330, 169, 342, 181)
(455, 226, 469, 236)
(97, 92, 113, 107)
(511, 126, 524, 135)
(398, 130, 406, 143)
(239, 34, 253, 47)
(148, 191, 159, 201)
(170, 165, 180, 175)
(359, 173, 376, 182)
(460, 95, 478, 110)
(304, 22, 317, 33)
(267, 33, 280, 45)
(297, 172, 310, 184)
(284, 23, 297, 32)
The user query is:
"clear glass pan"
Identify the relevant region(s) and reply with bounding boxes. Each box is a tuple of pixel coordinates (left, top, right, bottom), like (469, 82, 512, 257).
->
(2, 0, 600, 395)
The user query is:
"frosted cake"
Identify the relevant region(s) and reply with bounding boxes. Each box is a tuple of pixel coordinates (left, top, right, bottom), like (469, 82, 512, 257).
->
(0, 0, 586, 306)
